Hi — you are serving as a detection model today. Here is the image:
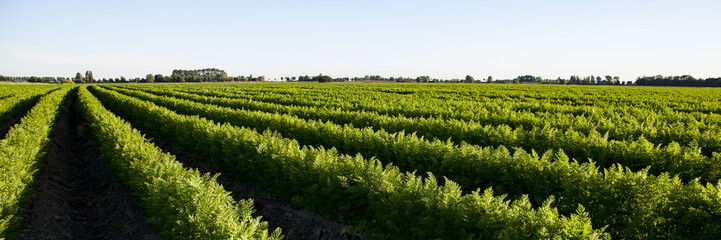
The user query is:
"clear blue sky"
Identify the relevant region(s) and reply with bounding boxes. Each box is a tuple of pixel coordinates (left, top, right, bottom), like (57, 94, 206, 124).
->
(1, 0, 719, 81)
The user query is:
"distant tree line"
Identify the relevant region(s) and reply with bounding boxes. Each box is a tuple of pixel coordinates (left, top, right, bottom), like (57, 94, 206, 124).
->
(283, 74, 630, 85)
(635, 75, 721, 87)
(145, 68, 264, 83)
(0, 75, 72, 83)
(0, 68, 264, 84)
(284, 74, 628, 85)
(488, 75, 628, 85)
(285, 75, 462, 83)
(294, 74, 334, 83)
(3, 71, 720, 87)
(172, 68, 227, 79)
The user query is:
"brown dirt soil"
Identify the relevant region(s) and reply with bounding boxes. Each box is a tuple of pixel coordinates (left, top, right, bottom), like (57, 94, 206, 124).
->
(15, 90, 162, 240)
(108, 105, 373, 240)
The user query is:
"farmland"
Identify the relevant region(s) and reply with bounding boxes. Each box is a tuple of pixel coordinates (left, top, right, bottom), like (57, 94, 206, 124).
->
(1, 82, 721, 239)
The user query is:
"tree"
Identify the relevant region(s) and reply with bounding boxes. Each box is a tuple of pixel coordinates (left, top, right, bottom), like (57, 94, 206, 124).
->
(465, 75, 474, 83)
(74, 72, 83, 83)
(146, 74, 155, 83)
(312, 74, 333, 83)
(517, 75, 536, 83)
(85, 71, 94, 82)
(487, 76, 493, 83)
(298, 75, 311, 81)
(170, 68, 229, 82)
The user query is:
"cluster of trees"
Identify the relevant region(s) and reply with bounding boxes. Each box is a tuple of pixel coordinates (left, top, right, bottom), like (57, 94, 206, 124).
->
(345, 75, 447, 83)
(295, 74, 333, 83)
(172, 68, 227, 78)
(144, 69, 264, 83)
(287, 75, 473, 83)
(636, 75, 721, 87)
(0, 71, 98, 83)
(140, 75, 265, 83)
(286, 74, 627, 85)
(3, 70, 721, 88)
(0, 69, 268, 84)
(490, 75, 627, 85)
(72, 71, 96, 83)
(0, 75, 72, 83)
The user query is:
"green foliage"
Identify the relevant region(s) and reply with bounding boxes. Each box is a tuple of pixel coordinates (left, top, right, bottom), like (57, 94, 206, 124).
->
(0, 87, 72, 239)
(89, 86, 606, 239)
(146, 74, 155, 83)
(111, 83, 721, 239)
(312, 74, 333, 83)
(117, 85, 721, 182)
(76, 87, 281, 240)
(5, 82, 719, 240)
(0, 87, 56, 129)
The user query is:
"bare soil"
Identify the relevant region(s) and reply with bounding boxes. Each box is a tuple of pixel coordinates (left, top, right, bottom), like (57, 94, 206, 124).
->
(15, 90, 162, 240)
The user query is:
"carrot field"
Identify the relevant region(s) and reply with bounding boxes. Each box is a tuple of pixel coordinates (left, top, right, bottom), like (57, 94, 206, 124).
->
(2, 83, 720, 239)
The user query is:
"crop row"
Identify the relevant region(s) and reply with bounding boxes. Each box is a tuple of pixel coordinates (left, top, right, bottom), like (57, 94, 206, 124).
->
(416, 84, 721, 114)
(78, 87, 282, 239)
(0, 87, 71, 238)
(89, 86, 607, 239)
(164, 83, 721, 124)
(115, 85, 721, 182)
(150, 84, 721, 155)
(101, 86, 721, 239)
(1, 86, 283, 240)
(0, 87, 56, 130)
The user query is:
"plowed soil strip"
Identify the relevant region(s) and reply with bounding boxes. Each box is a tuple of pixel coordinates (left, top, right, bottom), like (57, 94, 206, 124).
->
(16, 90, 162, 240)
